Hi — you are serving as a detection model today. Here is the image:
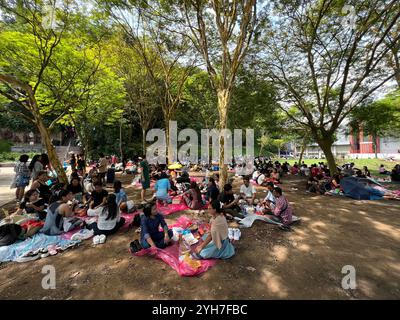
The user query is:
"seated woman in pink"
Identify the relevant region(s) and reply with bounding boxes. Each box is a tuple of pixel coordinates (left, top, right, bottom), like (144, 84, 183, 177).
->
(183, 181, 204, 210)
(264, 187, 293, 226)
(290, 164, 299, 175)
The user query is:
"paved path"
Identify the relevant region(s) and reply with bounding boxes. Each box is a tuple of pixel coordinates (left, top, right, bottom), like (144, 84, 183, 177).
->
(0, 167, 16, 206)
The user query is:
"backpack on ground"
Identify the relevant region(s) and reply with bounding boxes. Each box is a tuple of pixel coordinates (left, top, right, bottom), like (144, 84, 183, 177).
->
(0, 224, 24, 247)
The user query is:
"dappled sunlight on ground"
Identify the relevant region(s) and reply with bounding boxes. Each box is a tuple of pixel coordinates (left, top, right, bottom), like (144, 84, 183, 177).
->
(362, 217, 400, 241)
(0, 173, 399, 299)
(260, 269, 289, 298)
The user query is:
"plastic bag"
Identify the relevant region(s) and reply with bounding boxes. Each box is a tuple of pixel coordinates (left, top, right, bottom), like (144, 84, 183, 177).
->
(10, 175, 17, 189)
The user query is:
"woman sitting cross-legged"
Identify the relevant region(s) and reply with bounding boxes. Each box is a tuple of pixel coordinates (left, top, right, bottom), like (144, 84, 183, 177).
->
(182, 181, 204, 210)
(192, 200, 235, 260)
(140, 203, 173, 249)
(66, 177, 83, 203)
(205, 177, 220, 202)
(113, 180, 129, 211)
(87, 194, 126, 236)
(264, 187, 293, 226)
(41, 190, 84, 236)
(87, 182, 108, 216)
(16, 189, 47, 220)
(30, 171, 52, 204)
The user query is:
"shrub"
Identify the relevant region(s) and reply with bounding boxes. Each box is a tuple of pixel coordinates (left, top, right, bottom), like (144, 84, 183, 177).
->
(0, 152, 37, 163)
(0, 140, 12, 153)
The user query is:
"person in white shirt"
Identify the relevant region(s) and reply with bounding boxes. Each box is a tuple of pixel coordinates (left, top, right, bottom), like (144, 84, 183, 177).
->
(261, 182, 276, 213)
(257, 171, 266, 185)
(87, 193, 125, 235)
(252, 170, 260, 181)
(239, 176, 257, 205)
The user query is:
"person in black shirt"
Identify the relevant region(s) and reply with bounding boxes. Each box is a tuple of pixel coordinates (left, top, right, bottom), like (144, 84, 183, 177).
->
(218, 183, 243, 219)
(76, 155, 85, 176)
(16, 189, 46, 220)
(30, 171, 52, 204)
(87, 181, 108, 216)
(67, 177, 83, 202)
(69, 154, 77, 171)
(205, 177, 220, 202)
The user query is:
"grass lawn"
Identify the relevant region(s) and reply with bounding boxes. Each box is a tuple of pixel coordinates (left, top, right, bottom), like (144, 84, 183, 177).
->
(275, 158, 399, 176)
(0, 152, 37, 163)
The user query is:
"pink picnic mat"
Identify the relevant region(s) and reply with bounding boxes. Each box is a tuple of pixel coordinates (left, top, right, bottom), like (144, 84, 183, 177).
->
(133, 181, 156, 189)
(156, 196, 209, 215)
(133, 215, 217, 277)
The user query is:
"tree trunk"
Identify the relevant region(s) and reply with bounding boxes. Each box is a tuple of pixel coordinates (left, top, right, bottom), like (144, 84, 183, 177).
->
(217, 89, 230, 189)
(259, 144, 263, 157)
(74, 125, 87, 172)
(119, 117, 123, 160)
(298, 142, 306, 164)
(142, 127, 146, 156)
(317, 138, 337, 175)
(372, 132, 378, 159)
(37, 119, 68, 184)
(393, 48, 400, 88)
(0, 75, 67, 183)
(128, 122, 133, 145)
(165, 117, 172, 164)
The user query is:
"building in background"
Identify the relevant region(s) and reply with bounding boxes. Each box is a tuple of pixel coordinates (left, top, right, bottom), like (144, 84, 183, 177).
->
(0, 127, 82, 163)
(290, 127, 400, 160)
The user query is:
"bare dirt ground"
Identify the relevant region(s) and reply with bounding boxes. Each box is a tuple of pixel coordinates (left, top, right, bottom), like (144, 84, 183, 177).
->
(0, 172, 399, 300)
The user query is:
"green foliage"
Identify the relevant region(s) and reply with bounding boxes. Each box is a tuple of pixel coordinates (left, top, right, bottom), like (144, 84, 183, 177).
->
(0, 111, 36, 132)
(0, 139, 12, 153)
(181, 70, 218, 130)
(0, 151, 36, 162)
(351, 90, 400, 138)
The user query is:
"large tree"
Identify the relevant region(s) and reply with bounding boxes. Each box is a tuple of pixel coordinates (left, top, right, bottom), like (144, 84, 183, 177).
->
(169, 0, 258, 187)
(100, 1, 196, 161)
(0, 0, 74, 183)
(260, 0, 400, 174)
(350, 90, 400, 158)
(110, 35, 161, 154)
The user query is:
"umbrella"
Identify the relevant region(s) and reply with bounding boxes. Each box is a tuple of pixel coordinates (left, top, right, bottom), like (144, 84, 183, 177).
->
(168, 163, 183, 170)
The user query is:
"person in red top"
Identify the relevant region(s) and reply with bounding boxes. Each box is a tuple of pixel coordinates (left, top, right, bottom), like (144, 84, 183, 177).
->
(111, 155, 117, 165)
(290, 164, 299, 175)
(311, 165, 320, 177)
(264, 187, 293, 226)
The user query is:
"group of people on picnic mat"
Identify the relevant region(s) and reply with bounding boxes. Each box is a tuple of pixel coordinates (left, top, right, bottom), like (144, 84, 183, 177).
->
(7, 152, 398, 261)
(3, 154, 300, 262)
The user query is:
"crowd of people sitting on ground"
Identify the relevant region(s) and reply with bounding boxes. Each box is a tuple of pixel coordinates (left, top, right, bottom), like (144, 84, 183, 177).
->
(300, 161, 400, 199)
(5, 152, 399, 262)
